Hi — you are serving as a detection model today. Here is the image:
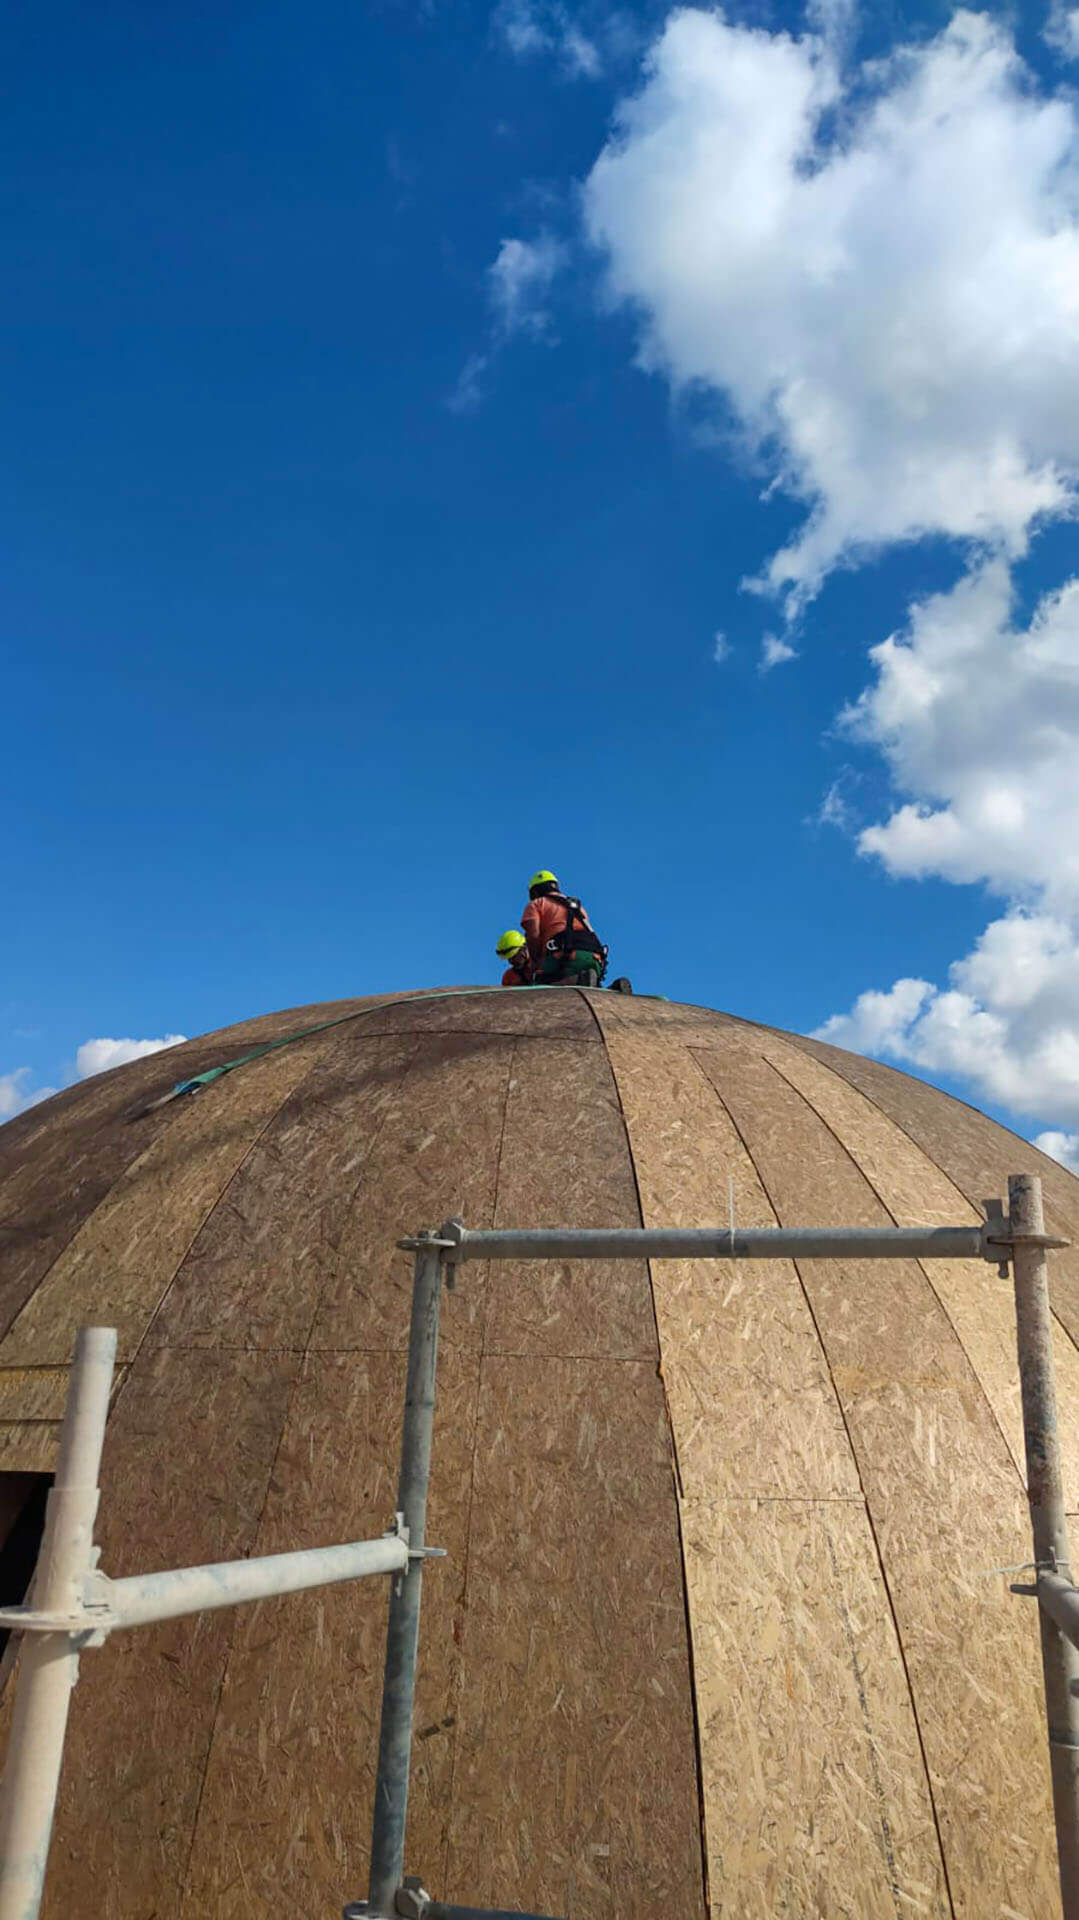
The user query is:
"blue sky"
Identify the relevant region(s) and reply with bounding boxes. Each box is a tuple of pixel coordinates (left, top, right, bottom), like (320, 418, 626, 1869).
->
(6, 0, 1079, 1158)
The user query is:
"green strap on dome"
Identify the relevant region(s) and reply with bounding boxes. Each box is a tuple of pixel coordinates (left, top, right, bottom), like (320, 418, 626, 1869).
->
(137, 985, 584, 1117)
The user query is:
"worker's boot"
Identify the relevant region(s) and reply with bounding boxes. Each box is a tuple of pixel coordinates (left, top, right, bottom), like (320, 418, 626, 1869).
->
(609, 977, 633, 994)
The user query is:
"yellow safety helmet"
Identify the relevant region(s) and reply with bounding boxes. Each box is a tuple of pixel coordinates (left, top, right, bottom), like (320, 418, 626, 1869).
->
(528, 870, 559, 891)
(496, 929, 527, 957)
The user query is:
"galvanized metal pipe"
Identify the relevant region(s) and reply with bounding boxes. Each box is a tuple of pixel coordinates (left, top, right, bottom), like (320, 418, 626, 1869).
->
(1010, 1174, 1079, 1918)
(89, 1533, 409, 1631)
(1037, 1572, 1079, 1658)
(367, 1241, 444, 1917)
(441, 1223, 998, 1264)
(422, 1904, 567, 1918)
(0, 1327, 116, 1920)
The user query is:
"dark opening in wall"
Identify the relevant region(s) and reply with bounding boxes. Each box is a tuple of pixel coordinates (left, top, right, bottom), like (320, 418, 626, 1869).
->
(0, 1471, 52, 1666)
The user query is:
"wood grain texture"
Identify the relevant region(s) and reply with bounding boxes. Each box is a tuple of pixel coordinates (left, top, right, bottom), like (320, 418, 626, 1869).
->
(307, 1032, 516, 1356)
(685, 1494, 949, 1919)
(150, 1035, 419, 1351)
(444, 1354, 703, 1918)
(356, 987, 595, 1038)
(0, 1034, 337, 1369)
(694, 1037, 1060, 1919)
(181, 1346, 478, 1917)
(485, 1034, 655, 1360)
(592, 1004, 858, 1503)
(758, 1029, 1079, 1502)
(41, 1346, 299, 1920)
(788, 1028, 1079, 1359)
(0, 1422, 61, 1471)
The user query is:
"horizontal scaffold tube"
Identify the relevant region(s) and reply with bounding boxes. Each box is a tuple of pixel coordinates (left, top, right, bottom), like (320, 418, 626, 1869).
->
(88, 1534, 409, 1631)
(441, 1223, 1002, 1265)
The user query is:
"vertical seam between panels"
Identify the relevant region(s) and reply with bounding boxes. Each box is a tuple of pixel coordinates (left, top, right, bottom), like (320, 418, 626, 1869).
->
(760, 1048, 1031, 1495)
(116, 1028, 352, 1403)
(782, 1035, 1079, 1356)
(583, 993, 710, 1920)
(683, 1046, 955, 1920)
(439, 1036, 517, 1897)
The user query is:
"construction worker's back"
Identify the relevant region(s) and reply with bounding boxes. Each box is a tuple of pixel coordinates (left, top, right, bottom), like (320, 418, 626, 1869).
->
(521, 870, 607, 986)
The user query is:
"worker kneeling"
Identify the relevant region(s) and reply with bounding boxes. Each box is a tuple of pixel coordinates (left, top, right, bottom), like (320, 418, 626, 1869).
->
(496, 928, 534, 987)
(522, 870, 608, 987)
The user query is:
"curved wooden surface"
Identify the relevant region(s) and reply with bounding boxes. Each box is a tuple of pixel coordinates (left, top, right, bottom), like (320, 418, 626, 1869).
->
(0, 985, 1075, 1918)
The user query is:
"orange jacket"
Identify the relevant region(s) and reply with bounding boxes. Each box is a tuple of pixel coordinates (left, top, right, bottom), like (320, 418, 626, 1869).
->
(501, 962, 532, 987)
(521, 891, 594, 966)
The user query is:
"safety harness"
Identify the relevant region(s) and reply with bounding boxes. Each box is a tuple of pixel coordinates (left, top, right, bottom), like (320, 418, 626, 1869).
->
(541, 893, 609, 983)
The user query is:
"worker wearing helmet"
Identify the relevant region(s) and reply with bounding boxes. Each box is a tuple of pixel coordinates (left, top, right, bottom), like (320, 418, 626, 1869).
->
(521, 871, 608, 987)
(496, 928, 534, 987)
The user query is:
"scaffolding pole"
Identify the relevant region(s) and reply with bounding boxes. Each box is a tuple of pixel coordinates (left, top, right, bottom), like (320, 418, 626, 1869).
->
(1009, 1174, 1079, 1920)
(0, 1326, 115, 1920)
(367, 1236, 445, 1917)
(425, 1220, 1021, 1267)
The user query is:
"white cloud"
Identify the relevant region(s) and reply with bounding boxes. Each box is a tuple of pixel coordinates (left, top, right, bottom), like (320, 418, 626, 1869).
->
(843, 560, 1079, 908)
(0, 1069, 57, 1122)
(447, 351, 489, 414)
(584, 9, 1079, 614)
(1034, 1128, 1079, 1172)
(815, 913, 1079, 1126)
(760, 632, 797, 671)
(489, 234, 567, 339)
(712, 630, 730, 663)
(1045, 3, 1079, 61)
(75, 1034, 186, 1080)
(494, 0, 602, 77)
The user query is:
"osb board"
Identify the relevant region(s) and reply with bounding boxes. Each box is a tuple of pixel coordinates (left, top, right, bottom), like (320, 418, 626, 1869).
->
(356, 987, 595, 1038)
(150, 1035, 420, 1351)
(0, 1364, 128, 1423)
(180, 1346, 477, 1917)
(0, 1421, 60, 1472)
(40, 1345, 299, 1920)
(694, 1040, 1061, 1918)
(444, 1354, 703, 1918)
(0, 1032, 337, 1369)
(685, 1494, 949, 1920)
(789, 1029, 1079, 1356)
(485, 1036, 656, 1361)
(760, 1032, 1079, 1503)
(591, 1004, 858, 1502)
(307, 1033, 516, 1355)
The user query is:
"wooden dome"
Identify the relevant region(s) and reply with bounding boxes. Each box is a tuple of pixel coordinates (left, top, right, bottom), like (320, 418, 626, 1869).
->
(2, 984, 1079, 1918)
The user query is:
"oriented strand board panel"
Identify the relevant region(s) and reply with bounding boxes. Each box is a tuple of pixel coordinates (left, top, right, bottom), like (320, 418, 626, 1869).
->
(760, 1031, 1079, 1502)
(788, 1030, 1079, 1356)
(357, 987, 595, 1038)
(150, 1035, 419, 1351)
(485, 1035, 655, 1360)
(41, 1346, 299, 1920)
(181, 1346, 478, 1917)
(695, 1039, 1061, 1918)
(0, 1033, 337, 1369)
(308, 1033, 516, 1356)
(685, 1495, 950, 1919)
(444, 1354, 703, 1918)
(0, 1421, 61, 1471)
(592, 1004, 858, 1503)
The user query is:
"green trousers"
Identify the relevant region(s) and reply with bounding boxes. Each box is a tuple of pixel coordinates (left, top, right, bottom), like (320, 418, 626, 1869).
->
(539, 950, 602, 984)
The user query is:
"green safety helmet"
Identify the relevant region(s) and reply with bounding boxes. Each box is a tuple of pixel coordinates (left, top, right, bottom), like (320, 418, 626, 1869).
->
(528, 869, 559, 892)
(496, 929, 528, 957)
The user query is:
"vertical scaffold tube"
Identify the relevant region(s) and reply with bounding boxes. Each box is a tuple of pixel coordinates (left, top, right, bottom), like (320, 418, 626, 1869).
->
(1010, 1174, 1079, 1918)
(367, 1240, 444, 1916)
(0, 1326, 116, 1920)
